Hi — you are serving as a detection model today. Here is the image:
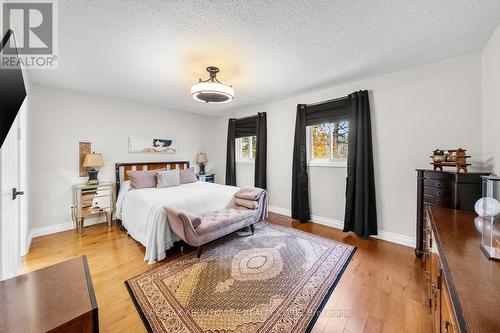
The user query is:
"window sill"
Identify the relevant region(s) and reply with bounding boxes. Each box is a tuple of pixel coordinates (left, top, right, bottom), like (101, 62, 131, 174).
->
(236, 160, 255, 165)
(307, 160, 347, 168)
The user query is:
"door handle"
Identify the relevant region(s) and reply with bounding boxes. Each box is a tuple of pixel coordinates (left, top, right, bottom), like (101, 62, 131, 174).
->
(12, 188, 24, 200)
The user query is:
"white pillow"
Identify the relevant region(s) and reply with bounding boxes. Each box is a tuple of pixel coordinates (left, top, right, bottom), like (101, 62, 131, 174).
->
(157, 169, 180, 188)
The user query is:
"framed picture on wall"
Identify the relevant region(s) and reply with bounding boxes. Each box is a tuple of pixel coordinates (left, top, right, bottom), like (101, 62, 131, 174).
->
(79, 141, 92, 176)
(128, 136, 177, 154)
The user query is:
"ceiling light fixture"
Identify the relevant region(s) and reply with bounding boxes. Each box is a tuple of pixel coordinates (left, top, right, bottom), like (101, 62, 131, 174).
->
(191, 66, 234, 104)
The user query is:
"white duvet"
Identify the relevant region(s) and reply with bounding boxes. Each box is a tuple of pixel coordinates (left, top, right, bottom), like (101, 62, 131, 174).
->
(115, 181, 239, 263)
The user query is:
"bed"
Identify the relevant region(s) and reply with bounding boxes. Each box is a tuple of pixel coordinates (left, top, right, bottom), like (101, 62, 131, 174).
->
(114, 161, 239, 263)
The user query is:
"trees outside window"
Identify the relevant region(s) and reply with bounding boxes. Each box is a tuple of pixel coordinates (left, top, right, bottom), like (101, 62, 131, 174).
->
(236, 136, 257, 162)
(309, 121, 348, 165)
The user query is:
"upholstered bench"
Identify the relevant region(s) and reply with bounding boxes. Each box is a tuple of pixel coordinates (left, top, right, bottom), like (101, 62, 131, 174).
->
(165, 207, 258, 257)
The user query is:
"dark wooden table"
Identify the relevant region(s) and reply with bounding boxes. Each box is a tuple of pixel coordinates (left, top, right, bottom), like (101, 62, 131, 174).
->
(0, 256, 98, 333)
(429, 207, 500, 333)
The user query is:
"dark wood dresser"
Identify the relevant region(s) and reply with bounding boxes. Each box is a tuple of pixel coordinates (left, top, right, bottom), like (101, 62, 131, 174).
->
(0, 256, 98, 333)
(415, 169, 489, 258)
(424, 206, 500, 333)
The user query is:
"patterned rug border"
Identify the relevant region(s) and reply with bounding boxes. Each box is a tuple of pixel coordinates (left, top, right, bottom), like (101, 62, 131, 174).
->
(125, 222, 357, 333)
(125, 278, 154, 333)
(303, 246, 356, 333)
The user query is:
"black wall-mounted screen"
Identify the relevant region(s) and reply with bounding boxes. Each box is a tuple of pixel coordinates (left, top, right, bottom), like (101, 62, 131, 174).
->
(0, 30, 27, 148)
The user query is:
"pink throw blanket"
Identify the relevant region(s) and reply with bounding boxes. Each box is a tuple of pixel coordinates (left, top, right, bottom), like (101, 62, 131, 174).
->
(234, 187, 268, 221)
(235, 187, 265, 200)
(235, 197, 258, 210)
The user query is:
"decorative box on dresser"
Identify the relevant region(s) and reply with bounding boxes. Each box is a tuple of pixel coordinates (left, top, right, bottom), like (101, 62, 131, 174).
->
(415, 170, 489, 258)
(73, 182, 114, 233)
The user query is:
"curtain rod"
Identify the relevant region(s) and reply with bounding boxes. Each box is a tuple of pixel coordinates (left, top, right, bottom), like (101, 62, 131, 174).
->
(306, 95, 348, 107)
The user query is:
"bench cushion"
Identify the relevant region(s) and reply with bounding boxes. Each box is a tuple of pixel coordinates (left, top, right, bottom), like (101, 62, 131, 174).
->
(196, 208, 256, 235)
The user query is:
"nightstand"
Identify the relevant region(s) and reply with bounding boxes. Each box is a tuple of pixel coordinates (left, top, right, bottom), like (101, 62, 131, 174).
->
(197, 173, 215, 183)
(72, 182, 114, 233)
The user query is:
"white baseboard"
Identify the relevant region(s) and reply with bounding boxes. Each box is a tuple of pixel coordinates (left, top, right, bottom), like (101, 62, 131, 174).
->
(268, 206, 291, 216)
(30, 221, 75, 238)
(28, 216, 107, 244)
(268, 205, 415, 248)
(372, 230, 415, 248)
(26, 206, 415, 251)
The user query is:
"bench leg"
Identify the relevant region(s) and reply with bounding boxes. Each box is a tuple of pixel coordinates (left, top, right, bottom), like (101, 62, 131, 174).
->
(197, 246, 203, 258)
(250, 224, 254, 235)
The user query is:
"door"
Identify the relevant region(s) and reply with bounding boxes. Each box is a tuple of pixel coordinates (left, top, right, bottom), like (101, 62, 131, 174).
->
(0, 100, 25, 280)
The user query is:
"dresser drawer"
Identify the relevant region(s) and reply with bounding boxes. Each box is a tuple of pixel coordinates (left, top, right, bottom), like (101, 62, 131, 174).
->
(95, 188, 111, 197)
(423, 186, 451, 198)
(423, 170, 451, 180)
(92, 196, 110, 209)
(424, 179, 451, 190)
(81, 194, 94, 207)
(424, 194, 449, 206)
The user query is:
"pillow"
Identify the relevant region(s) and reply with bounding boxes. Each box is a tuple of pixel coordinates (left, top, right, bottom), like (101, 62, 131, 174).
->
(180, 167, 198, 184)
(179, 211, 202, 229)
(157, 169, 180, 188)
(127, 170, 159, 189)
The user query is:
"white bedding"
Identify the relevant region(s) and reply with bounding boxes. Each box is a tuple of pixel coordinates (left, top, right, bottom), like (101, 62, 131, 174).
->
(115, 181, 239, 263)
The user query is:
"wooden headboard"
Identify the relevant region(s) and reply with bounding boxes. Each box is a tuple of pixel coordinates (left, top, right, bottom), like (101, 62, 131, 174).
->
(115, 161, 190, 194)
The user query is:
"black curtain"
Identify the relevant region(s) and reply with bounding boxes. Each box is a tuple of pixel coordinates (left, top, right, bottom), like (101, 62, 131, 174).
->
(255, 112, 267, 189)
(235, 116, 257, 138)
(226, 114, 267, 188)
(225, 119, 237, 186)
(343, 91, 377, 238)
(305, 98, 349, 125)
(291, 93, 377, 236)
(291, 105, 310, 222)
(292, 99, 349, 222)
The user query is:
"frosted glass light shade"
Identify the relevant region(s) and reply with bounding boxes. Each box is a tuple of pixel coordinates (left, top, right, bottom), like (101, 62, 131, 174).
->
(191, 81, 234, 104)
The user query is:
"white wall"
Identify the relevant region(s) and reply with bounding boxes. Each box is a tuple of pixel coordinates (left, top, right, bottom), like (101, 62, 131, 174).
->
(483, 25, 500, 174)
(28, 84, 217, 231)
(214, 53, 484, 240)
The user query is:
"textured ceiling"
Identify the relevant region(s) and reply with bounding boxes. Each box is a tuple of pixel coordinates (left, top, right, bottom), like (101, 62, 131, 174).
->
(28, 0, 500, 116)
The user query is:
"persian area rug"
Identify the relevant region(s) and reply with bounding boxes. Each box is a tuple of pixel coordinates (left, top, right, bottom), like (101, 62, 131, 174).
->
(125, 222, 356, 333)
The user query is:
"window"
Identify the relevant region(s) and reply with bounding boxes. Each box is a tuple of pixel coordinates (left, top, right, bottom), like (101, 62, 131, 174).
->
(236, 135, 257, 162)
(307, 121, 348, 166)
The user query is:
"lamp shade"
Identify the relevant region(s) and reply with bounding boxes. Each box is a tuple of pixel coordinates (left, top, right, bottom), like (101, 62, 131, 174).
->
(83, 153, 104, 168)
(196, 152, 208, 164)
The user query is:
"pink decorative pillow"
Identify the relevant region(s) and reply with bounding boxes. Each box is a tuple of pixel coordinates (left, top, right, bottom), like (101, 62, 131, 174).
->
(127, 169, 159, 189)
(180, 167, 198, 184)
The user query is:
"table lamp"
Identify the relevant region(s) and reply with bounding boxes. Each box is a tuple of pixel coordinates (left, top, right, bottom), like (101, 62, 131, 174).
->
(196, 152, 208, 175)
(82, 152, 104, 185)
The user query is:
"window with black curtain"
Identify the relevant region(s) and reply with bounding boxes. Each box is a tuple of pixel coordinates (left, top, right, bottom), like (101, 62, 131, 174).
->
(292, 91, 377, 238)
(225, 113, 267, 189)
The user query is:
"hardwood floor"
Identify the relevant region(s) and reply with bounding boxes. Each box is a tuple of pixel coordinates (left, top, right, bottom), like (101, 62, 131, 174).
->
(22, 213, 430, 333)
